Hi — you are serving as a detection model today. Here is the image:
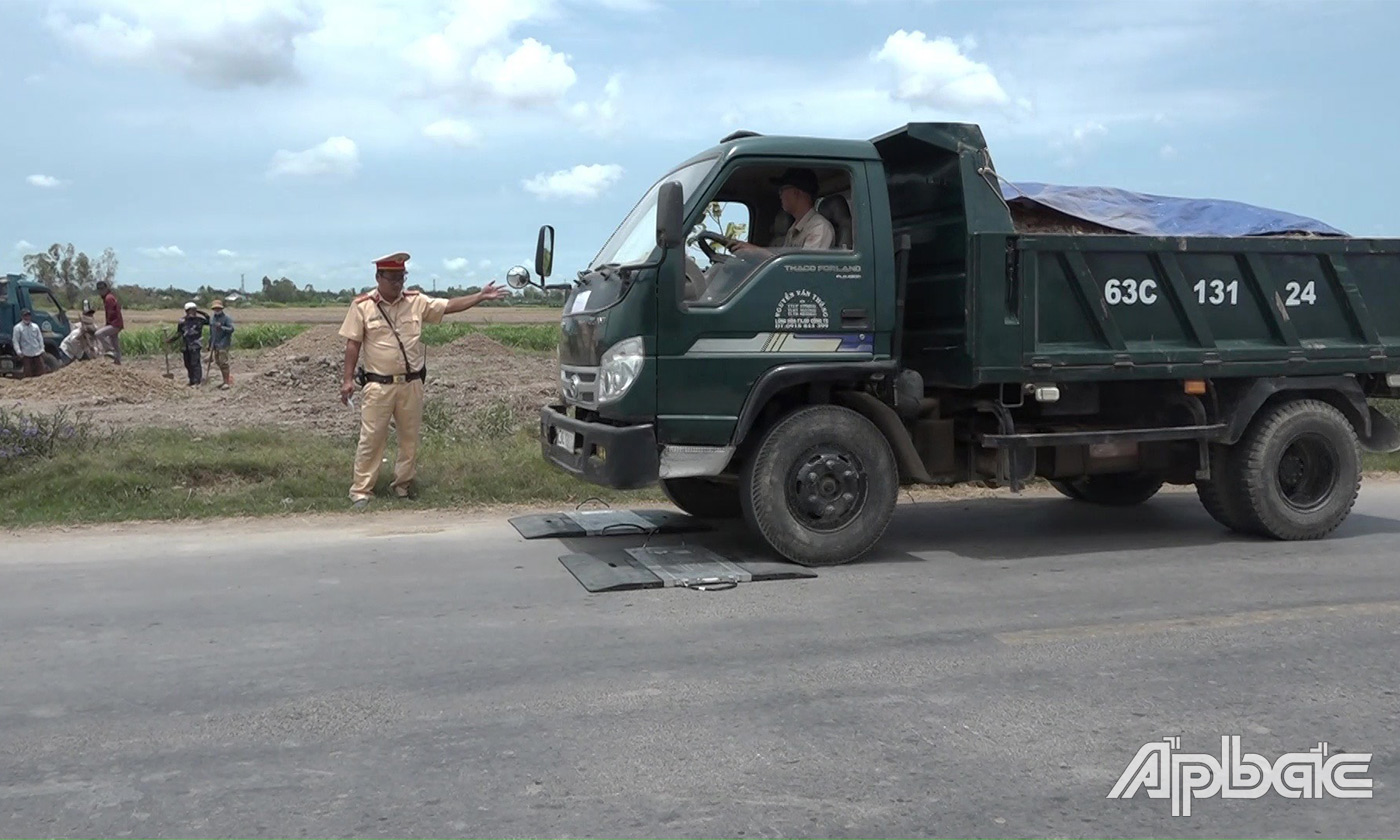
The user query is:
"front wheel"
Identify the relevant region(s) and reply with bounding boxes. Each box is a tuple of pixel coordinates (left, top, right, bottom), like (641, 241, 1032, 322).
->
(740, 405, 898, 567)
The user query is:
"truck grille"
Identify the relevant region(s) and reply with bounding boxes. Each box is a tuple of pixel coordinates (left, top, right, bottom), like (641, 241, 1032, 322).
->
(559, 364, 599, 409)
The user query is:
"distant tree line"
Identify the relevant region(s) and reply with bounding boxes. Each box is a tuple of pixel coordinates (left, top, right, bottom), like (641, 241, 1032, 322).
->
(20, 243, 119, 307)
(14, 243, 567, 309)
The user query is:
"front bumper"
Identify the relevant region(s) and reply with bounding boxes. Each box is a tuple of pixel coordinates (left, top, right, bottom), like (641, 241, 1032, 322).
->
(539, 403, 659, 490)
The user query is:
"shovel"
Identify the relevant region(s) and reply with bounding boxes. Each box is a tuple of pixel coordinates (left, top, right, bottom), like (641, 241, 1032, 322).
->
(160, 328, 174, 379)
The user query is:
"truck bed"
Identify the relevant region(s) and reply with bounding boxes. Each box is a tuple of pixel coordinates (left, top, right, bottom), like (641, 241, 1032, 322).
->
(950, 233, 1400, 385)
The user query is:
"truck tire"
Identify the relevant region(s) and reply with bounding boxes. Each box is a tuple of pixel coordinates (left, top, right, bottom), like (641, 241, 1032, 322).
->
(740, 404, 898, 567)
(1195, 444, 1256, 534)
(42, 352, 61, 373)
(1230, 399, 1361, 540)
(660, 477, 741, 519)
(1051, 473, 1163, 506)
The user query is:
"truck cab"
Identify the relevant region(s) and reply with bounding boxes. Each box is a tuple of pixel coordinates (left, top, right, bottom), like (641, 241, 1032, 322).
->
(1, 274, 70, 376)
(528, 123, 1400, 566)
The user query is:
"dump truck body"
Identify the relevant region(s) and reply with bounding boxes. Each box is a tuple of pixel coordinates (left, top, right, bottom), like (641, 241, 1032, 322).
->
(531, 123, 1400, 565)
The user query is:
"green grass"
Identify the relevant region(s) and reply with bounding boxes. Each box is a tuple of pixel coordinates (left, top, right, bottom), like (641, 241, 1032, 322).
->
(110, 323, 557, 356)
(5, 398, 1398, 529)
(0, 420, 658, 528)
(1365, 452, 1400, 470)
(117, 324, 311, 356)
(422, 322, 559, 352)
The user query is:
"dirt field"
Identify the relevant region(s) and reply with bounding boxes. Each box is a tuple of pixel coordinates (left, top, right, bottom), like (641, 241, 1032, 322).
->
(0, 325, 559, 436)
(122, 306, 562, 325)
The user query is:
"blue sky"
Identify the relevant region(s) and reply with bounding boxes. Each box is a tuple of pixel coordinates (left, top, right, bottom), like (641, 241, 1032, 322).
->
(3, 0, 1397, 293)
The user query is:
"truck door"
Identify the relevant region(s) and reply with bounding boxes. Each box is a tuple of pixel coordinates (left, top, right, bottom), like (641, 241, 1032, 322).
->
(655, 158, 879, 450)
(19, 285, 68, 349)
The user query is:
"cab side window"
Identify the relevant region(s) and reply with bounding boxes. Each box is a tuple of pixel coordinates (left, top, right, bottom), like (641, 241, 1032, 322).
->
(686, 201, 751, 266)
(683, 163, 857, 307)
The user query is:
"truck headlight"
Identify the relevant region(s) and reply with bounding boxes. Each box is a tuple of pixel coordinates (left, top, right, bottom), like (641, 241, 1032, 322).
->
(598, 336, 644, 404)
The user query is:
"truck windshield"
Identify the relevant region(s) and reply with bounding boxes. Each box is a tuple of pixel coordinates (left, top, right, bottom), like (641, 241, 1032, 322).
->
(588, 157, 716, 270)
(42, 290, 65, 318)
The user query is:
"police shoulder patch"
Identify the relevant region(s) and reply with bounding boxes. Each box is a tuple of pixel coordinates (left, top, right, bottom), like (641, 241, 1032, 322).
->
(353, 292, 373, 302)
(403, 290, 421, 297)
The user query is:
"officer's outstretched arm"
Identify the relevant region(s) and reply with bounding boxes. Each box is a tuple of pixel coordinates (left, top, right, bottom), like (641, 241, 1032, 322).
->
(444, 280, 508, 314)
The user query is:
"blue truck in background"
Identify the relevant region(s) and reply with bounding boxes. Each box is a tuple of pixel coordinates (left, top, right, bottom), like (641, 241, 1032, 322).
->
(1, 273, 70, 376)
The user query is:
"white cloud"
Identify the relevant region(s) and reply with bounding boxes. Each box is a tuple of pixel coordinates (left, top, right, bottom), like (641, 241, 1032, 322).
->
(46, 1, 322, 89)
(404, 2, 577, 107)
(523, 163, 623, 201)
(568, 74, 622, 135)
(14, 240, 35, 252)
(422, 118, 480, 147)
(443, 257, 470, 272)
(267, 136, 360, 179)
(1072, 121, 1107, 143)
(217, 248, 238, 257)
(141, 245, 185, 258)
(27, 174, 64, 188)
(470, 38, 576, 106)
(873, 29, 1011, 110)
(1160, 144, 1179, 160)
(1052, 121, 1109, 168)
(586, 0, 658, 9)
(478, 259, 492, 269)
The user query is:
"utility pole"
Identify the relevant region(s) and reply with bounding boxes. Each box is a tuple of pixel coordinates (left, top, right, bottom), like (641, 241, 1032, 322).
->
(240, 273, 245, 293)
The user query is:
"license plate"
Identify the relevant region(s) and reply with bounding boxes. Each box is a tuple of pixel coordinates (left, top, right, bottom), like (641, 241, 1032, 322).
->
(556, 428, 576, 452)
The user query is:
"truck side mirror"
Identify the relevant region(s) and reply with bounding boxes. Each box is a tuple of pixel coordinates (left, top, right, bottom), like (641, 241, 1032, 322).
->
(656, 181, 685, 249)
(535, 225, 555, 279)
(506, 266, 532, 290)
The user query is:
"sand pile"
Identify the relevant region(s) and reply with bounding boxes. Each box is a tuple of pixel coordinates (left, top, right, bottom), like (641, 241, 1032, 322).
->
(430, 336, 558, 421)
(267, 325, 346, 365)
(249, 325, 347, 392)
(1009, 201, 1125, 235)
(0, 359, 185, 404)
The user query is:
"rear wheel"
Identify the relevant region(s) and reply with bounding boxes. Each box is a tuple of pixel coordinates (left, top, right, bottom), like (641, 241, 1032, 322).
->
(42, 352, 61, 373)
(740, 405, 898, 567)
(660, 477, 741, 519)
(1230, 399, 1360, 540)
(1052, 472, 1164, 506)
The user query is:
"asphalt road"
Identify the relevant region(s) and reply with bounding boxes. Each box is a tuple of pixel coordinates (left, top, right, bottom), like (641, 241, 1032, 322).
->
(3, 483, 1399, 839)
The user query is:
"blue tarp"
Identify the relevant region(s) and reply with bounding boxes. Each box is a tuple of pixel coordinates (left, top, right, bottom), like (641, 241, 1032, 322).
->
(1000, 181, 1348, 238)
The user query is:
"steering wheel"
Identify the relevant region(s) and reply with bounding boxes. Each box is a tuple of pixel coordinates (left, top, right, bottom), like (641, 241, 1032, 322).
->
(693, 231, 738, 264)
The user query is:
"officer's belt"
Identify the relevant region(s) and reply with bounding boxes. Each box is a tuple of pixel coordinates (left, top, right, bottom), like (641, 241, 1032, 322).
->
(363, 368, 426, 384)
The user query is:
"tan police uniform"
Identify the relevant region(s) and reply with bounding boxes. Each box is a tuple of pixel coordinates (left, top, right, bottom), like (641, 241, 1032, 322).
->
(339, 256, 449, 502)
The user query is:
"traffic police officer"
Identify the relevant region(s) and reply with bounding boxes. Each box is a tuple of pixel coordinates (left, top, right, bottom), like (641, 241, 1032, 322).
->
(339, 252, 507, 508)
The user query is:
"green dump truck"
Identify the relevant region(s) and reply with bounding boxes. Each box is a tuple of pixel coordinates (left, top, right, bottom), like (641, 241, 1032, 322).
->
(521, 122, 1400, 566)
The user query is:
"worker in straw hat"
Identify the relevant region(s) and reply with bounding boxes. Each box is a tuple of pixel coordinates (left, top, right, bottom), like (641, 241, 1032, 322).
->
(208, 299, 235, 389)
(338, 251, 507, 509)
